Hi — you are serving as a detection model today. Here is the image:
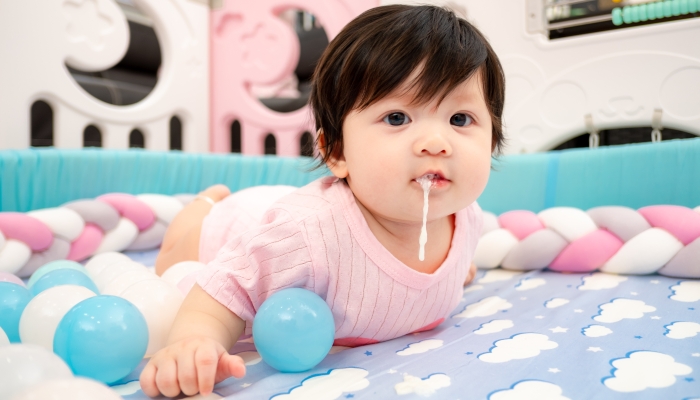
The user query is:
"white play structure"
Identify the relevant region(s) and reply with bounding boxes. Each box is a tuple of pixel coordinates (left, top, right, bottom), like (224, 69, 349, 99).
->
(0, 0, 698, 154)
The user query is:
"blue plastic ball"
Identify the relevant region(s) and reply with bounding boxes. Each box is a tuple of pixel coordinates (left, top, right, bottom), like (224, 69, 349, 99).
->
(27, 260, 88, 289)
(0, 282, 31, 343)
(29, 268, 99, 297)
(53, 295, 148, 384)
(252, 288, 334, 372)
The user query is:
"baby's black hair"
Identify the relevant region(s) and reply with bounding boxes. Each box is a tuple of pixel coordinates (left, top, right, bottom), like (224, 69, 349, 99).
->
(309, 4, 506, 167)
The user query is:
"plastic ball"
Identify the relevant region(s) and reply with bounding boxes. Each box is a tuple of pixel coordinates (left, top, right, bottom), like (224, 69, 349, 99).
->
(0, 327, 9, 347)
(121, 279, 184, 355)
(29, 268, 99, 297)
(84, 251, 131, 279)
(12, 377, 122, 400)
(0, 282, 31, 342)
(26, 260, 87, 289)
(0, 343, 74, 400)
(0, 271, 25, 286)
(160, 260, 204, 286)
(252, 288, 334, 372)
(92, 261, 148, 292)
(19, 285, 97, 351)
(101, 269, 159, 296)
(53, 295, 148, 384)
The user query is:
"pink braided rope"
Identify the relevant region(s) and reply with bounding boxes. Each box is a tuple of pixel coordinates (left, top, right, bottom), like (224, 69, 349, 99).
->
(1, 198, 699, 278)
(0, 194, 189, 277)
(476, 205, 700, 278)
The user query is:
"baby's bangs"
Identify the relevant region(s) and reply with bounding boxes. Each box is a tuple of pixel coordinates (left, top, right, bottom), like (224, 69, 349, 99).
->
(352, 7, 490, 111)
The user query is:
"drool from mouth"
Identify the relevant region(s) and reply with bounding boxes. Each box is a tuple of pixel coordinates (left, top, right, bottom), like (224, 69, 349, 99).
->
(415, 175, 436, 261)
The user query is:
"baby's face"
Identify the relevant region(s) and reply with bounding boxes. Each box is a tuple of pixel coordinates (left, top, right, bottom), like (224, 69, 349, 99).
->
(328, 72, 493, 224)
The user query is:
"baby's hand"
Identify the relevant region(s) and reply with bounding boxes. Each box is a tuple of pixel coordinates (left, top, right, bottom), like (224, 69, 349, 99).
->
(464, 262, 477, 286)
(140, 336, 246, 398)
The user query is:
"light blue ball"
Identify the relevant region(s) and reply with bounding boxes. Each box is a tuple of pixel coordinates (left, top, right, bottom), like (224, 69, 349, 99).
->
(0, 282, 31, 343)
(29, 268, 99, 297)
(53, 295, 148, 384)
(253, 288, 334, 372)
(27, 260, 88, 289)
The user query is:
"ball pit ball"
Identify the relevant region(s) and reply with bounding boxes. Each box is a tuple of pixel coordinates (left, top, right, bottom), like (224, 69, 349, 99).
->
(84, 251, 132, 280)
(120, 279, 184, 355)
(0, 271, 25, 287)
(29, 268, 99, 297)
(0, 327, 10, 347)
(26, 260, 87, 289)
(0, 343, 74, 400)
(0, 281, 31, 342)
(53, 295, 149, 384)
(252, 288, 335, 372)
(19, 285, 97, 351)
(92, 261, 148, 292)
(12, 377, 123, 400)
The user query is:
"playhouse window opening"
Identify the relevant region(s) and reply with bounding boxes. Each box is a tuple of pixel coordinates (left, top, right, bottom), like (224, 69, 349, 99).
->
(170, 116, 182, 150)
(30, 100, 53, 147)
(83, 125, 102, 148)
(300, 131, 314, 157)
(130, 129, 145, 148)
(230, 120, 242, 153)
(553, 126, 697, 150)
(264, 133, 277, 155)
(256, 10, 328, 114)
(66, 5, 161, 106)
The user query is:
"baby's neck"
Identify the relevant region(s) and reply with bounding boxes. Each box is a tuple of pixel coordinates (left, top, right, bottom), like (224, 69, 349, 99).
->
(355, 198, 455, 274)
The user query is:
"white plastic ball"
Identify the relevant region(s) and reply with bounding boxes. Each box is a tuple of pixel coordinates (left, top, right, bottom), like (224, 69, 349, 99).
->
(160, 260, 204, 286)
(93, 261, 148, 292)
(0, 344, 73, 399)
(84, 252, 131, 280)
(0, 326, 9, 347)
(12, 377, 122, 400)
(101, 269, 159, 296)
(19, 285, 97, 351)
(176, 271, 200, 296)
(120, 279, 184, 355)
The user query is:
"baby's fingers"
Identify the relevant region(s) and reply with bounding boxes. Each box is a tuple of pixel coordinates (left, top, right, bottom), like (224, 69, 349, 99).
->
(139, 361, 160, 398)
(222, 354, 247, 379)
(154, 357, 181, 398)
(194, 346, 220, 395)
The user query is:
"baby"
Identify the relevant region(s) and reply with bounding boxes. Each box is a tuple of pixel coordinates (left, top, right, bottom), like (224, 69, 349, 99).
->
(140, 4, 505, 397)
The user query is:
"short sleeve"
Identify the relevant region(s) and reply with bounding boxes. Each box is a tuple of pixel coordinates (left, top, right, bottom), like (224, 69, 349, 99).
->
(466, 201, 484, 256)
(196, 209, 315, 324)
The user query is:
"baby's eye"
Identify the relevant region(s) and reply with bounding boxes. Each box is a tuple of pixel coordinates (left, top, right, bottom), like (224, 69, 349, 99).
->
(450, 113, 472, 127)
(383, 112, 411, 126)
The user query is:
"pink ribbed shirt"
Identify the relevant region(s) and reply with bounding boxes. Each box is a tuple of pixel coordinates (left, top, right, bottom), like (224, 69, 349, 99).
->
(196, 177, 482, 346)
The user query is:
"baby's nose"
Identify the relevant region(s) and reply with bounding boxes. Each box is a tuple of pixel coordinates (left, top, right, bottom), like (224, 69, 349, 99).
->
(416, 133, 452, 156)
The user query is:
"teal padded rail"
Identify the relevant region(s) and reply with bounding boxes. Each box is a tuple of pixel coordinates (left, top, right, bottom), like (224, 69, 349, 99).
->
(1, 138, 699, 213)
(479, 138, 700, 214)
(0, 149, 328, 212)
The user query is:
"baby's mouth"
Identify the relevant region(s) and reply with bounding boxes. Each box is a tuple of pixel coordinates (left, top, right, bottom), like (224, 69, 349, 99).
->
(415, 173, 448, 190)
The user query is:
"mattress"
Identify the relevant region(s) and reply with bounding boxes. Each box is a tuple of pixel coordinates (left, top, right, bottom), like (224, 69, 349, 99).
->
(113, 249, 700, 400)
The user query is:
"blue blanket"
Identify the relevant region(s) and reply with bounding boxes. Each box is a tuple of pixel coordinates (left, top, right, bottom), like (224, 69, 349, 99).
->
(114, 250, 699, 399)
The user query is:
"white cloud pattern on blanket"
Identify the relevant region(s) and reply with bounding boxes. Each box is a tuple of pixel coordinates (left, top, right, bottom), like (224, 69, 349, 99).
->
(593, 298, 656, 323)
(545, 298, 570, 308)
(670, 281, 700, 302)
(603, 351, 691, 392)
(271, 368, 369, 400)
(453, 296, 512, 318)
(664, 321, 700, 339)
(479, 333, 558, 363)
(396, 339, 444, 356)
(478, 269, 522, 283)
(578, 273, 627, 291)
(582, 324, 613, 337)
(488, 380, 571, 400)
(394, 373, 451, 396)
(474, 320, 514, 335)
(515, 278, 546, 291)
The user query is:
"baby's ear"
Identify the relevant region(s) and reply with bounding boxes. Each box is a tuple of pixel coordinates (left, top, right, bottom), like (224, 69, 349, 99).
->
(317, 129, 348, 179)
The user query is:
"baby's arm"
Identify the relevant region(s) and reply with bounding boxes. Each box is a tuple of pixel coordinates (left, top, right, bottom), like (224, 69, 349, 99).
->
(140, 284, 246, 397)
